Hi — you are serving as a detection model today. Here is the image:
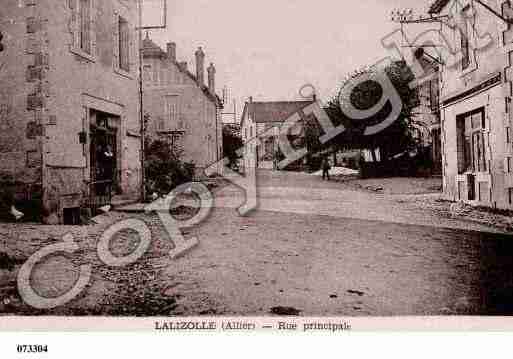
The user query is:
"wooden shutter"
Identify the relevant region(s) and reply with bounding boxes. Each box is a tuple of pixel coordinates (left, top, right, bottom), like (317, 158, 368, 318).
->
(460, 17, 470, 70)
(80, 0, 91, 54)
(119, 17, 129, 71)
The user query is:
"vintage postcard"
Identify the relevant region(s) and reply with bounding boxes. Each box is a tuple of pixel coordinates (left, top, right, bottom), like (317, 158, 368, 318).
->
(1, 0, 513, 348)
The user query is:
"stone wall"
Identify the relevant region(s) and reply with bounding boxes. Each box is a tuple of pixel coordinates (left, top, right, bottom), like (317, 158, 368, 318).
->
(0, 0, 142, 223)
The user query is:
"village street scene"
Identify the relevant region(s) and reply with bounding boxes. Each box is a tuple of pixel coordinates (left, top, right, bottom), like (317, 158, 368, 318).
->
(2, 0, 513, 318)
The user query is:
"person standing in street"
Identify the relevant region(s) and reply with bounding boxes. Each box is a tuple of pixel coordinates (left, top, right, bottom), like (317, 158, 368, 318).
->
(322, 157, 331, 181)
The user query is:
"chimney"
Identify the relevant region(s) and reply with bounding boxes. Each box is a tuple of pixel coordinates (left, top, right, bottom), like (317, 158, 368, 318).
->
(166, 42, 176, 62)
(207, 63, 216, 94)
(195, 46, 205, 86)
(178, 61, 188, 71)
(249, 96, 253, 103)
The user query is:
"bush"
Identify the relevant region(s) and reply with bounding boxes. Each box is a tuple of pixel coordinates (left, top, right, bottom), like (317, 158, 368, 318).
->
(144, 137, 195, 198)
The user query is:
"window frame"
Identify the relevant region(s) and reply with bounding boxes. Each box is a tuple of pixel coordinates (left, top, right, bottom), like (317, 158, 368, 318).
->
(69, 0, 96, 62)
(162, 95, 181, 132)
(113, 11, 134, 79)
(118, 16, 130, 72)
(456, 108, 487, 174)
(460, 11, 470, 71)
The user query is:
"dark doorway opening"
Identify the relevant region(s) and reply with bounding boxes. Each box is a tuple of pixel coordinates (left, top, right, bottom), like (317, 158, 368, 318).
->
(89, 110, 119, 215)
(63, 207, 80, 225)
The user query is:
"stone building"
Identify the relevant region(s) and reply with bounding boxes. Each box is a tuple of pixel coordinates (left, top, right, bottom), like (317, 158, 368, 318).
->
(141, 34, 223, 175)
(0, 0, 142, 223)
(240, 98, 315, 171)
(428, 0, 513, 208)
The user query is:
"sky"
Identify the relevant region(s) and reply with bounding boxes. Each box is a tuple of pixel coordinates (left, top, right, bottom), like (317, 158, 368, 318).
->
(144, 0, 433, 120)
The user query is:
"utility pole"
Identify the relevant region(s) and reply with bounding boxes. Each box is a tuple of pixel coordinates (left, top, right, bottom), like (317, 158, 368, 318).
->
(136, 0, 167, 203)
(138, 0, 145, 203)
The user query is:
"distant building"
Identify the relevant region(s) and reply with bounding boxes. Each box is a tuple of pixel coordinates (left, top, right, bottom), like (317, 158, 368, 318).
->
(428, 0, 513, 208)
(0, 0, 142, 223)
(240, 98, 315, 171)
(141, 34, 223, 175)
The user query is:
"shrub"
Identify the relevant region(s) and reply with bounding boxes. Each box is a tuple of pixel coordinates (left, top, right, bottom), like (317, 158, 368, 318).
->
(144, 137, 195, 198)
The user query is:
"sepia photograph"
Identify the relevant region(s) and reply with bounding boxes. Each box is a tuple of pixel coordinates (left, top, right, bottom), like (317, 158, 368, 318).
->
(1, 0, 513, 336)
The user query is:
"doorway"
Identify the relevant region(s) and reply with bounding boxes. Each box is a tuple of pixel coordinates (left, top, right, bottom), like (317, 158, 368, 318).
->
(89, 110, 119, 214)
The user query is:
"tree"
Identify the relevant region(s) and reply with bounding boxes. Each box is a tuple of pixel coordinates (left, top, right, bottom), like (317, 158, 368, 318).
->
(322, 60, 417, 161)
(223, 124, 243, 168)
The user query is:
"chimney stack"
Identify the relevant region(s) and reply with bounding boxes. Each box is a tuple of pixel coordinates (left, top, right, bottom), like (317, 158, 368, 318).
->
(178, 61, 188, 72)
(207, 63, 216, 94)
(195, 46, 205, 86)
(166, 42, 176, 62)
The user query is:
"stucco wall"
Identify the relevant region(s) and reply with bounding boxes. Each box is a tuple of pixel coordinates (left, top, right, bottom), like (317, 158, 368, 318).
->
(437, 0, 513, 209)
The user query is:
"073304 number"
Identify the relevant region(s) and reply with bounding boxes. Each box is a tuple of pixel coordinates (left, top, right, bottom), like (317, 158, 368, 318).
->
(16, 345, 48, 353)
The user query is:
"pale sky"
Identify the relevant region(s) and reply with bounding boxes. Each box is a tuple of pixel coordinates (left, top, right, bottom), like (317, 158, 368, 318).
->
(145, 0, 433, 118)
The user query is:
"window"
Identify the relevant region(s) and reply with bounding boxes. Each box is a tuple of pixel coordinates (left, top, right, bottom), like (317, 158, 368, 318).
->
(164, 95, 180, 130)
(460, 9, 470, 71)
(158, 118, 165, 131)
(160, 69, 167, 85)
(70, 0, 96, 60)
(143, 65, 152, 82)
(456, 108, 486, 174)
(79, 0, 91, 54)
(153, 67, 159, 83)
(507, 127, 511, 144)
(118, 16, 130, 72)
(503, 2, 513, 44)
(429, 77, 440, 113)
(171, 133, 184, 151)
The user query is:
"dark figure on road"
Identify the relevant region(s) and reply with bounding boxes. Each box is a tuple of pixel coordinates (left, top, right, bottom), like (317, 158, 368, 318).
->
(322, 157, 331, 181)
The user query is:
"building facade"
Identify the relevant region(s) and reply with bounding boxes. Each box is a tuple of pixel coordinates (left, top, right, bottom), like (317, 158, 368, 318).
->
(429, 0, 513, 208)
(141, 34, 223, 176)
(240, 99, 315, 171)
(0, 0, 142, 223)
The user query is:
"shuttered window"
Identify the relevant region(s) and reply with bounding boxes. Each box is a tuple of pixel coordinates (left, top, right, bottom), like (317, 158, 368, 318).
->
(456, 108, 486, 174)
(460, 11, 470, 71)
(165, 96, 179, 128)
(79, 0, 91, 54)
(118, 16, 130, 71)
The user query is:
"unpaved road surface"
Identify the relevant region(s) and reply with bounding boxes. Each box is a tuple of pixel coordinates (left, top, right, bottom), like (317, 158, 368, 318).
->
(1, 171, 513, 316)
